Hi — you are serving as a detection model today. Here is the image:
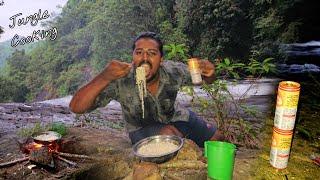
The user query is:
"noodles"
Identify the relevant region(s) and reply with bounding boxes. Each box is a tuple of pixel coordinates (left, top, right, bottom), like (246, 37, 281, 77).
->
(34, 134, 56, 141)
(136, 66, 147, 118)
(137, 141, 179, 156)
(34, 131, 59, 141)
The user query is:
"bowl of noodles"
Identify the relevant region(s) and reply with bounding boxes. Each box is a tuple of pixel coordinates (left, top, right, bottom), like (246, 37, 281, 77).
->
(133, 135, 184, 163)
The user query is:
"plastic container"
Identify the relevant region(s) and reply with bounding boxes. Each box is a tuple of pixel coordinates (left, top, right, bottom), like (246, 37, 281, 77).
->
(204, 141, 236, 180)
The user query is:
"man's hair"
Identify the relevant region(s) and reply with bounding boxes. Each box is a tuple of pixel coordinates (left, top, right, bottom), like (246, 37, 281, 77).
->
(132, 32, 164, 57)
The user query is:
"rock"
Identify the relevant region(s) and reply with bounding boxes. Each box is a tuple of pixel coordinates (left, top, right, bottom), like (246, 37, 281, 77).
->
(18, 105, 33, 112)
(173, 139, 203, 161)
(132, 162, 161, 180)
(158, 139, 207, 180)
(61, 128, 131, 155)
(39, 95, 73, 107)
(79, 159, 132, 180)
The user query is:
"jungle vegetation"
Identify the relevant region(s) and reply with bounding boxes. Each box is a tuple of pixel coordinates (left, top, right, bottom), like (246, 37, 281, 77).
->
(0, 0, 318, 102)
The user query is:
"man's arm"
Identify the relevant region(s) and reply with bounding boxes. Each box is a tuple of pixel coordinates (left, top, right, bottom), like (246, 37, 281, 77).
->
(69, 60, 131, 114)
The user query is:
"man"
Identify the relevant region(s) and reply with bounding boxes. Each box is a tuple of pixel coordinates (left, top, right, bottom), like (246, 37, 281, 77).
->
(69, 32, 224, 147)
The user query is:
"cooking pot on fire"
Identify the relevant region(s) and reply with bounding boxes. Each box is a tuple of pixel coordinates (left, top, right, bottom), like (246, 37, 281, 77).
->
(32, 131, 62, 145)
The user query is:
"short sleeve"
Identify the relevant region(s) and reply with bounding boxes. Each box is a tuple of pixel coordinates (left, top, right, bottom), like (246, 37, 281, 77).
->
(90, 80, 119, 110)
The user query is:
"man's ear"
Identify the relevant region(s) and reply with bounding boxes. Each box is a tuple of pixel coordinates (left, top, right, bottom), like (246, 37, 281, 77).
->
(160, 57, 163, 63)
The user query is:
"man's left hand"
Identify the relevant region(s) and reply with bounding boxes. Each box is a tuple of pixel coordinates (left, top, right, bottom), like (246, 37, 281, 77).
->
(199, 60, 215, 77)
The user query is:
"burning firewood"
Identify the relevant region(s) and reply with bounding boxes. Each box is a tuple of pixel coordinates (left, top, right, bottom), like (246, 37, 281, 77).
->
(29, 145, 54, 167)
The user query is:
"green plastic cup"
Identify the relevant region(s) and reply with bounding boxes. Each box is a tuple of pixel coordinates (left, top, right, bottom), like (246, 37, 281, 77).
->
(204, 141, 236, 180)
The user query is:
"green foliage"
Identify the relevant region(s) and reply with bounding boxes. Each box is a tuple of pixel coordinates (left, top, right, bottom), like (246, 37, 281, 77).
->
(214, 55, 276, 79)
(253, 10, 282, 40)
(0, 41, 13, 68)
(17, 122, 46, 137)
(184, 0, 251, 59)
(248, 0, 304, 57)
(17, 122, 67, 137)
(245, 57, 276, 77)
(56, 62, 87, 96)
(0, 75, 22, 102)
(158, 20, 188, 48)
(186, 79, 260, 148)
(215, 58, 245, 79)
(50, 122, 67, 136)
(0, 40, 38, 68)
(163, 43, 188, 62)
(182, 55, 276, 148)
(280, 21, 302, 43)
(0, 50, 30, 102)
(89, 0, 162, 72)
(54, 0, 94, 37)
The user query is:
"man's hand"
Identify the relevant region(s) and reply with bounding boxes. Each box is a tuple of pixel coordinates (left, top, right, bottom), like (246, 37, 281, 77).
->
(199, 60, 215, 77)
(199, 59, 215, 84)
(101, 60, 132, 82)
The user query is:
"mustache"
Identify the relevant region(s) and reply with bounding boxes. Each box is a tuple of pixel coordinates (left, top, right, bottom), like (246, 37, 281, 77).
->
(137, 61, 152, 68)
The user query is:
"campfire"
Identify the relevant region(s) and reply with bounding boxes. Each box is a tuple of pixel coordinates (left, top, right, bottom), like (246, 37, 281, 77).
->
(0, 131, 96, 170)
(22, 140, 63, 168)
(23, 140, 60, 154)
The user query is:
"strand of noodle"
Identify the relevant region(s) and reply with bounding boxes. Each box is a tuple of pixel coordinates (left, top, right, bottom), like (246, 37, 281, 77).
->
(136, 67, 147, 118)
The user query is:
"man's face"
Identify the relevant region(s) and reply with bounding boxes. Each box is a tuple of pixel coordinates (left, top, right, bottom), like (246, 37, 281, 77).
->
(132, 38, 163, 82)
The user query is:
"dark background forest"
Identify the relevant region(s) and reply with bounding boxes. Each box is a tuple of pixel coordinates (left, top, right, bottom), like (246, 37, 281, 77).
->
(0, 0, 319, 103)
